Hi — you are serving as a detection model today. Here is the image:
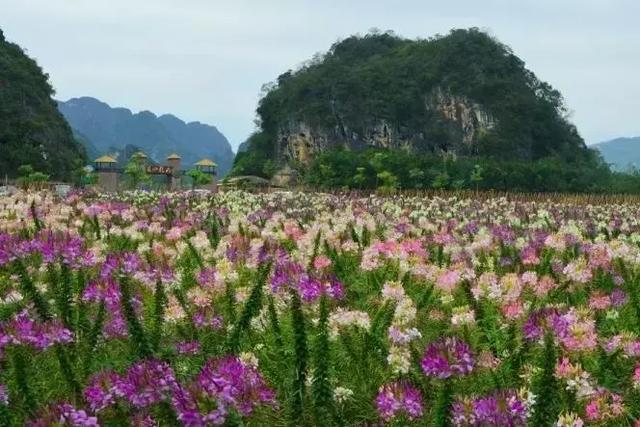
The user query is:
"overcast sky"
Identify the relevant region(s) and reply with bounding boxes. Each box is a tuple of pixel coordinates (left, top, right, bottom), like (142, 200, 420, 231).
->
(1, 0, 639, 150)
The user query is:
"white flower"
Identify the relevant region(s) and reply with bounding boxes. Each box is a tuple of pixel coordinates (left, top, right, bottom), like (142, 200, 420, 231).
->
(239, 352, 259, 367)
(333, 387, 354, 404)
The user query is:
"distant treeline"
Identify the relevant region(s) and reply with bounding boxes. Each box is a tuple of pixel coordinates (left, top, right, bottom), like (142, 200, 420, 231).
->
(297, 148, 640, 194)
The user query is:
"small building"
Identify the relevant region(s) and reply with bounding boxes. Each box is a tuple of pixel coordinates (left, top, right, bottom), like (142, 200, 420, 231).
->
(94, 155, 118, 170)
(194, 158, 218, 192)
(90, 152, 219, 192)
(194, 158, 217, 174)
(94, 155, 119, 191)
(166, 154, 182, 190)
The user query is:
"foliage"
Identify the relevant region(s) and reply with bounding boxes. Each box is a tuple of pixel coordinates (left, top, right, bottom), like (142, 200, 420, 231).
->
(0, 28, 86, 180)
(229, 132, 278, 178)
(2, 189, 640, 425)
(303, 147, 640, 193)
(15, 165, 50, 190)
(123, 156, 151, 189)
(185, 168, 212, 189)
(235, 28, 595, 180)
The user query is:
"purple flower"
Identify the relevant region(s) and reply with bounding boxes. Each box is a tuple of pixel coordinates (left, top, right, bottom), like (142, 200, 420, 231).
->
(451, 390, 527, 426)
(192, 308, 224, 330)
(128, 413, 158, 426)
(375, 382, 424, 422)
(421, 337, 474, 379)
(522, 308, 559, 341)
(197, 356, 276, 416)
(116, 359, 177, 408)
(172, 356, 276, 426)
(84, 371, 122, 413)
(611, 289, 628, 307)
(176, 341, 201, 355)
(0, 384, 8, 406)
(121, 252, 142, 274)
(196, 268, 218, 289)
(28, 402, 99, 427)
(1, 309, 73, 352)
(271, 259, 304, 293)
(298, 275, 323, 302)
(171, 383, 227, 427)
(325, 277, 345, 299)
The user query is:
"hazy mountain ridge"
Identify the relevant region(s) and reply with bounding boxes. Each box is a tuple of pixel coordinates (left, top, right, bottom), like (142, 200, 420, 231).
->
(58, 97, 235, 175)
(593, 137, 640, 172)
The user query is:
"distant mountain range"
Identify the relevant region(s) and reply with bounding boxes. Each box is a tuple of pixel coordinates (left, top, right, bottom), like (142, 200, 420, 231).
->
(593, 137, 640, 172)
(58, 97, 234, 175)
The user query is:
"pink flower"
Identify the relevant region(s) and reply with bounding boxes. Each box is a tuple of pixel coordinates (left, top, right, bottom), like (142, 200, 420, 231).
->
(436, 269, 461, 293)
(313, 255, 332, 270)
(502, 301, 525, 320)
(588, 292, 611, 311)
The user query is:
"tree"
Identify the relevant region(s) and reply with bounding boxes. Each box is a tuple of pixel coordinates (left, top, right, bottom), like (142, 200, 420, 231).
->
(186, 168, 212, 189)
(16, 164, 50, 190)
(353, 167, 367, 189)
(77, 167, 98, 187)
(0, 33, 86, 179)
(124, 157, 150, 189)
(470, 164, 484, 191)
(376, 170, 399, 193)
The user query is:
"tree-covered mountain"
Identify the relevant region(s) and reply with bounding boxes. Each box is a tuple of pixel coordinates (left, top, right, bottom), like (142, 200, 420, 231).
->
(594, 137, 640, 172)
(58, 97, 235, 175)
(233, 28, 598, 180)
(0, 28, 86, 180)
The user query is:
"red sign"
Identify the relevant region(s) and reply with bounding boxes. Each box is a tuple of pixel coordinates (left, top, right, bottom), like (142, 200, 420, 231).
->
(146, 165, 173, 175)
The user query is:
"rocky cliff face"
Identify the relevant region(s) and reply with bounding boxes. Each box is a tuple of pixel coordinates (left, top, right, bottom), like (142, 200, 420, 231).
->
(233, 29, 588, 178)
(277, 88, 496, 164)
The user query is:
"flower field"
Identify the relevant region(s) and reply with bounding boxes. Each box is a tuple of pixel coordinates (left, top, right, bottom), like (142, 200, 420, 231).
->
(2, 190, 640, 425)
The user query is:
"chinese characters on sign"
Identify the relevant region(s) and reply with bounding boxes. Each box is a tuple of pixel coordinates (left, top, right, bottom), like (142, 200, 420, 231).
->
(146, 165, 173, 175)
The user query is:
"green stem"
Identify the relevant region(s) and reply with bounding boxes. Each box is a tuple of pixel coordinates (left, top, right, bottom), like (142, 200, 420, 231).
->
(312, 295, 333, 425)
(289, 289, 308, 424)
(152, 280, 167, 352)
(119, 275, 151, 358)
(11, 348, 36, 414)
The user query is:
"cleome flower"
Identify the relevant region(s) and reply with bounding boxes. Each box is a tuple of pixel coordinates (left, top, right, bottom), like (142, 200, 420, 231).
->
(421, 337, 474, 379)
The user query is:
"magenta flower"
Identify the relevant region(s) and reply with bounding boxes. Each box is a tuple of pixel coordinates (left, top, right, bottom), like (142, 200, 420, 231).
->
(375, 381, 424, 422)
(28, 402, 99, 427)
(0, 309, 73, 352)
(196, 267, 218, 289)
(197, 356, 276, 416)
(84, 371, 123, 413)
(172, 356, 276, 426)
(116, 359, 177, 408)
(451, 390, 527, 426)
(523, 308, 559, 341)
(176, 341, 201, 355)
(0, 384, 8, 406)
(421, 337, 474, 379)
(171, 383, 227, 427)
(192, 308, 224, 330)
(298, 274, 323, 302)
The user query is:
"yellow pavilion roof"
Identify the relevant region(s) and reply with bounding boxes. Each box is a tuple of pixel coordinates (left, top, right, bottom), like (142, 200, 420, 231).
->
(167, 153, 181, 160)
(195, 158, 217, 167)
(94, 155, 117, 163)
